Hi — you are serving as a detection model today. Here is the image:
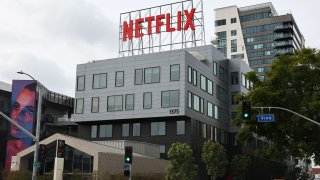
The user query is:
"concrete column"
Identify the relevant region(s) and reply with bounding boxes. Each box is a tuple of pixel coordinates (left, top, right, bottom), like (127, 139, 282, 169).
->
(53, 158, 64, 180)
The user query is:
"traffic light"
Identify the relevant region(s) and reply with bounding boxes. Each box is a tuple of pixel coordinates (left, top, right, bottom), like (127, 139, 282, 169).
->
(124, 146, 133, 164)
(38, 144, 47, 161)
(242, 101, 251, 120)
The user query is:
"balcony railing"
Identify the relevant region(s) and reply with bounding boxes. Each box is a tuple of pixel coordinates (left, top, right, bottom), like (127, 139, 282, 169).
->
(274, 33, 293, 40)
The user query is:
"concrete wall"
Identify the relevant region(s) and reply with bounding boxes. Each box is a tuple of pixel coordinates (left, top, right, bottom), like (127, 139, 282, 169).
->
(97, 152, 168, 176)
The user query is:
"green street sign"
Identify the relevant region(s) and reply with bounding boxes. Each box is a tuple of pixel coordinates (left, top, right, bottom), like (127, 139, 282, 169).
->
(34, 161, 40, 168)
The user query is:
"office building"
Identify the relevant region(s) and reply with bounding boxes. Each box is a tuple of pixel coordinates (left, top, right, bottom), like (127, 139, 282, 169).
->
(214, 2, 305, 80)
(73, 45, 267, 178)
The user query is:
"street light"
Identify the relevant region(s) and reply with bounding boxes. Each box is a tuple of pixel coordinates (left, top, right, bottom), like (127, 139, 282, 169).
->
(17, 71, 42, 180)
(294, 63, 320, 70)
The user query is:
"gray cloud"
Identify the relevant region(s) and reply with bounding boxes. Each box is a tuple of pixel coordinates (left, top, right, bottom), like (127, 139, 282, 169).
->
(41, 0, 117, 48)
(0, 52, 75, 96)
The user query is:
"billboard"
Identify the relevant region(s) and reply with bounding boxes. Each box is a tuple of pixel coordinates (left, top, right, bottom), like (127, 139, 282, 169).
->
(5, 80, 37, 171)
(119, 0, 205, 57)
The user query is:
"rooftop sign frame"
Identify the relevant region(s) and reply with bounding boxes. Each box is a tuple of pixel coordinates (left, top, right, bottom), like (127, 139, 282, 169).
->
(119, 0, 205, 57)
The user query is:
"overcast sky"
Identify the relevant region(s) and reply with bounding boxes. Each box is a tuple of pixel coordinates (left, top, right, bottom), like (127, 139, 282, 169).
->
(0, 0, 319, 97)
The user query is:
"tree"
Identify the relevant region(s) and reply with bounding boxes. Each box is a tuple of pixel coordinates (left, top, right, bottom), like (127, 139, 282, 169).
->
(231, 154, 251, 180)
(166, 142, 198, 180)
(201, 139, 228, 180)
(233, 48, 320, 165)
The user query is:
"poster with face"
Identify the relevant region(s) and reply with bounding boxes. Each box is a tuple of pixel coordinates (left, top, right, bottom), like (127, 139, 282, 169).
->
(5, 80, 36, 171)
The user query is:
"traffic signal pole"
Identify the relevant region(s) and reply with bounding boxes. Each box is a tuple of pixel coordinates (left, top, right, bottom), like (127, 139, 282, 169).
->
(252, 106, 320, 126)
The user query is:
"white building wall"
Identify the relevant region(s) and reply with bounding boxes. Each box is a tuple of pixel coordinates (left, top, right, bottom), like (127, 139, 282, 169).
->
(214, 6, 248, 64)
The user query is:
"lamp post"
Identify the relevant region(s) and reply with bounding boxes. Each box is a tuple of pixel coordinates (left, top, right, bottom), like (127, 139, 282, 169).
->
(17, 71, 42, 180)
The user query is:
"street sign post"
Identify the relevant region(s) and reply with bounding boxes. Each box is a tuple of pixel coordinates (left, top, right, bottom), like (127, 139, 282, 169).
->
(257, 114, 275, 122)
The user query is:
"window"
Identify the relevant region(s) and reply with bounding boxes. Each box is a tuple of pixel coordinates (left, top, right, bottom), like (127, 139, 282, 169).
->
(188, 67, 192, 83)
(193, 95, 200, 112)
(207, 79, 213, 95)
(231, 92, 239, 105)
(188, 66, 198, 85)
(241, 73, 246, 87)
(231, 39, 237, 45)
(221, 130, 226, 144)
(91, 125, 97, 138)
(188, 92, 192, 108)
(135, 69, 143, 85)
(107, 95, 123, 111)
(143, 92, 152, 109)
(91, 97, 99, 113)
(151, 122, 166, 136)
(160, 145, 166, 158)
(200, 75, 206, 91)
(144, 67, 160, 84)
(77, 75, 85, 91)
(231, 47, 237, 53)
(193, 94, 203, 113)
(214, 105, 218, 119)
(115, 71, 124, 87)
(177, 120, 185, 135)
(161, 90, 179, 108)
(219, 66, 228, 82)
(122, 123, 129, 137)
(93, 73, 107, 89)
(99, 125, 112, 138)
(217, 85, 228, 103)
(133, 123, 140, 136)
(207, 102, 213, 117)
(170, 64, 180, 81)
(193, 69, 197, 86)
(76, 98, 84, 114)
(213, 62, 217, 76)
(231, 17, 237, 24)
(231, 72, 239, 85)
(125, 94, 134, 110)
(231, 30, 237, 36)
(201, 123, 207, 138)
(210, 126, 216, 141)
(215, 19, 226, 26)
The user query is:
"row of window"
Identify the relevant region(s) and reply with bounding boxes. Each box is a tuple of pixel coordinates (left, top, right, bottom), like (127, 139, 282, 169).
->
(188, 92, 226, 122)
(246, 42, 273, 51)
(215, 17, 237, 27)
(200, 75, 213, 95)
(90, 120, 186, 138)
(196, 121, 228, 144)
(76, 65, 180, 91)
(249, 58, 274, 66)
(245, 34, 274, 43)
(242, 23, 282, 35)
(188, 65, 228, 99)
(241, 73, 253, 90)
(248, 50, 274, 58)
(231, 54, 244, 59)
(240, 12, 272, 22)
(254, 67, 271, 73)
(75, 90, 179, 114)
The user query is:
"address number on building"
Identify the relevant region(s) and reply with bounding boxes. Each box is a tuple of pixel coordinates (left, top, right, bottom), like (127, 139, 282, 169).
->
(169, 109, 179, 114)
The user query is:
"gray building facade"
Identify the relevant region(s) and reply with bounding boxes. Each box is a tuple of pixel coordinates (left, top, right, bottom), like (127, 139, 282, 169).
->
(73, 45, 252, 160)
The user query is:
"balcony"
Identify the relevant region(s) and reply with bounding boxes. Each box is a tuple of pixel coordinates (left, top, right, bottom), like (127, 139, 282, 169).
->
(274, 40, 294, 49)
(274, 48, 294, 56)
(274, 33, 293, 41)
(274, 24, 293, 33)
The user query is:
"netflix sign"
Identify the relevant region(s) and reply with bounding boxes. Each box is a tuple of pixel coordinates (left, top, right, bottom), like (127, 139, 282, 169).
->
(119, 0, 205, 57)
(122, 8, 196, 41)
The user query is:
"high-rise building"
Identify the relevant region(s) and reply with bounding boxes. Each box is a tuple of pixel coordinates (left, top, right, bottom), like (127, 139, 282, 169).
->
(214, 2, 305, 80)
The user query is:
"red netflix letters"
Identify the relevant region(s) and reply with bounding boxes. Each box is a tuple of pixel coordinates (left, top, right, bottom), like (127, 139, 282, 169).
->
(122, 8, 196, 41)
